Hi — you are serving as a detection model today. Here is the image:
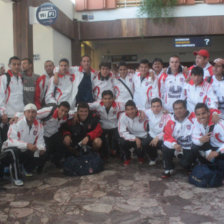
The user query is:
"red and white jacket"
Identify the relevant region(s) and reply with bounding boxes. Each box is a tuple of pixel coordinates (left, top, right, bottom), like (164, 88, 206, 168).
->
(89, 101, 124, 130)
(159, 69, 186, 113)
(188, 63, 213, 80)
(0, 70, 24, 118)
(145, 109, 171, 140)
(163, 112, 195, 150)
(184, 80, 218, 113)
(209, 75, 224, 115)
(118, 112, 148, 141)
(133, 72, 159, 110)
(2, 116, 45, 156)
(92, 73, 114, 101)
(37, 106, 74, 138)
(113, 74, 134, 103)
(192, 114, 224, 157)
(35, 73, 51, 109)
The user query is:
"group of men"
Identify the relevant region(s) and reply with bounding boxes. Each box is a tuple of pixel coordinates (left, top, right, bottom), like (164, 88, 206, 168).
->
(0, 48, 224, 186)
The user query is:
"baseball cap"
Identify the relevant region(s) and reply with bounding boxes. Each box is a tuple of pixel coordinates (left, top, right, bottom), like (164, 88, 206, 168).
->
(193, 49, 209, 58)
(24, 103, 37, 112)
(214, 58, 224, 65)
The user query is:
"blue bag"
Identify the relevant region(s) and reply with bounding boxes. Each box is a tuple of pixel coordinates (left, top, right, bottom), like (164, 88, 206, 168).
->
(63, 151, 104, 176)
(189, 164, 223, 188)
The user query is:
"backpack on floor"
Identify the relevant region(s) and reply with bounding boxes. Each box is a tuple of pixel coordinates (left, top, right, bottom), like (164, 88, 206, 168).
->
(189, 164, 223, 188)
(63, 147, 104, 176)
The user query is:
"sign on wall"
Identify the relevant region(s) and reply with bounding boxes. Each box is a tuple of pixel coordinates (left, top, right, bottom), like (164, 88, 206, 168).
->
(174, 37, 211, 48)
(36, 3, 58, 26)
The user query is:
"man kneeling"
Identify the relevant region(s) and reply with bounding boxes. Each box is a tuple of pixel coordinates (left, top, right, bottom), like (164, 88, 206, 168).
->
(1, 104, 45, 186)
(118, 100, 150, 166)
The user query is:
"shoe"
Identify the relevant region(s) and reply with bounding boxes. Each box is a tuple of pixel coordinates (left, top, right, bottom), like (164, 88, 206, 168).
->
(13, 179, 24, 186)
(123, 160, 131, 166)
(161, 170, 173, 179)
(138, 158, 144, 164)
(148, 160, 156, 166)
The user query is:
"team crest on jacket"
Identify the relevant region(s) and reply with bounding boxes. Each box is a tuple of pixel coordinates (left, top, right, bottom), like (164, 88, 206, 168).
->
(186, 125, 191, 130)
(180, 78, 184, 82)
(199, 92, 203, 96)
(159, 123, 163, 128)
(33, 130, 37, 136)
(113, 111, 116, 115)
(145, 82, 150, 86)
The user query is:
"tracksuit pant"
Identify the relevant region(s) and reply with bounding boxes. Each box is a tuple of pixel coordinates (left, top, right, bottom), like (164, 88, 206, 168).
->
(162, 145, 198, 170)
(147, 135, 163, 161)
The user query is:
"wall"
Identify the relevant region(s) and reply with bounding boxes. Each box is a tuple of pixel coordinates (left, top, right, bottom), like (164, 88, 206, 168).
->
(0, 1, 14, 70)
(51, 0, 74, 20)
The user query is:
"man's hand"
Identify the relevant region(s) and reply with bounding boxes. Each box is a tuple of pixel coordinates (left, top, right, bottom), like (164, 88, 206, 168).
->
(212, 113, 220, 124)
(199, 133, 211, 143)
(174, 143, 182, 152)
(139, 110, 146, 121)
(136, 138, 142, 149)
(72, 112, 79, 125)
(1, 114, 8, 124)
(27, 143, 37, 152)
(81, 136, 89, 145)
(207, 151, 219, 161)
(63, 135, 72, 146)
(39, 150, 45, 156)
(150, 137, 159, 147)
(53, 72, 59, 85)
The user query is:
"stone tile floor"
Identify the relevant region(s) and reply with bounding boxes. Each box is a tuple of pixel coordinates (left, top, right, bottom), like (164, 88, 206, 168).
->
(0, 158, 224, 224)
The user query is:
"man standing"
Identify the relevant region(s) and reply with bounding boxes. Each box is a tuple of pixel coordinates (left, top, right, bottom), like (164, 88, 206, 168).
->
(35, 60, 54, 109)
(21, 58, 39, 105)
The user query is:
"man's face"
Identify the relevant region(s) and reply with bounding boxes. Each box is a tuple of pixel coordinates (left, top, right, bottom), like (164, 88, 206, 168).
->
(169, 57, 180, 72)
(213, 63, 224, 76)
(24, 110, 37, 123)
(9, 59, 21, 74)
(195, 55, 208, 68)
(151, 102, 162, 114)
(78, 107, 89, 122)
(152, 61, 163, 74)
(125, 105, 137, 119)
(102, 94, 114, 108)
(81, 56, 91, 71)
(0, 66, 5, 75)
(119, 66, 128, 77)
(59, 61, 69, 75)
(21, 60, 31, 72)
(173, 103, 187, 120)
(44, 62, 54, 76)
(100, 66, 110, 78)
(191, 74, 203, 86)
(195, 107, 210, 126)
(139, 63, 149, 76)
(57, 106, 69, 119)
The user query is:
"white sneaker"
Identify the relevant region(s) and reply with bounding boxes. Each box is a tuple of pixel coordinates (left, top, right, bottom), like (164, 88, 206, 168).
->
(148, 160, 156, 166)
(14, 179, 24, 186)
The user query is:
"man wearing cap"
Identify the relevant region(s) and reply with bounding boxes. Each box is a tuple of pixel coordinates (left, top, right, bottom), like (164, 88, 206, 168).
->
(209, 58, 224, 115)
(1, 103, 45, 186)
(188, 49, 213, 80)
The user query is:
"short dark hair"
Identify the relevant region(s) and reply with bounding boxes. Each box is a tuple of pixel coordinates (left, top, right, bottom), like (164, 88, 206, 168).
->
(191, 66, 204, 77)
(118, 61, 127, 68)
(125, 100, 136, 109)
(8, 56, 20, 64)
(59, 101, 70, 110)
(44, 60, 54, 65)
(151, 97, 162, 106)
(173, 100, 187, 110)
(81, 55, 91, 61)
(77, 102, 89, 111)
(152, 58, 163, 66)
(22, 58, 33, 65)
(99, 62, 111, 69)
(139, 58, 150, 66)
(195, 103, 209, 113)
(102, 90, 114, 98)
(59, 58, 69, 65)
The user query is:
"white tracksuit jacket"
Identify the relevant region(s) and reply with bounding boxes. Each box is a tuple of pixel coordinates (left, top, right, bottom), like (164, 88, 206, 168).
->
(145, 109, 171, 139)
(0, 70, 24, 118)
(192, 118, 224, 157)
(92, 73, 114, 101)
(133, 72, 159, 110)
(89, 101, 124, 130)
(163, 112, 195, 150)
(210, 76, 224, 114)
(159, 70, 186, 113)
(113, 74, 134, 103)
(118, 112, 148, 141)
(185, 80, 218, 113)
(2, 116, 45, 156)
(188, 63, 213, 80)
